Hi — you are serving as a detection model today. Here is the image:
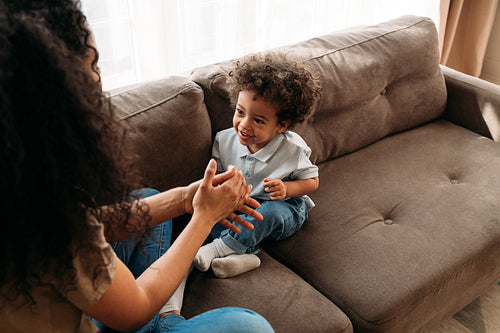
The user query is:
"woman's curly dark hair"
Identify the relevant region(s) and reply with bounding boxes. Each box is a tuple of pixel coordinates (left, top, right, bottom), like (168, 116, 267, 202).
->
(0, 0, 147, 304)
(5, 0, 100, 81)
(228, 52, 321, 129)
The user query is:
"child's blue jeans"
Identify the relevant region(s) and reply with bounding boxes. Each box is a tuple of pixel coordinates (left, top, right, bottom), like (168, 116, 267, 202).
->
(211, 197, 307, 254)
(93, 188, 274, 333)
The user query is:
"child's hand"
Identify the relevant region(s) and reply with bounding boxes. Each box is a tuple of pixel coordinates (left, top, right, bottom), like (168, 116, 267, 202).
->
(263, 178, 287, 200)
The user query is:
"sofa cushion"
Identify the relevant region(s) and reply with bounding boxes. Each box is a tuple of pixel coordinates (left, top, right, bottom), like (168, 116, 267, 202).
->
(262, 120, 500, 332)
(190, 15, 447, 165)
(182, 251, 353, 333)
(110, 76, 212, 190)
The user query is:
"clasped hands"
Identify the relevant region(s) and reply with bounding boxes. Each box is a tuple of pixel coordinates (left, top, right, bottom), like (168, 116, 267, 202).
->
(187, 159, 263, 234)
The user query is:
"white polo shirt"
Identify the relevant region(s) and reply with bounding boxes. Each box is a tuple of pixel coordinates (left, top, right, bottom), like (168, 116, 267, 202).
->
(212, 128, 319, 209)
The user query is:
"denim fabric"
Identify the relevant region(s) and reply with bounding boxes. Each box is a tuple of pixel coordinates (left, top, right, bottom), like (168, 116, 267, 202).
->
(112, 188, 172, 278)
(93, 188, 173, 332)
(94, 188, 274, 333)
(100, 307, 274, 333)
(213, 197, 307, 254)
(160, 307, 274, 333)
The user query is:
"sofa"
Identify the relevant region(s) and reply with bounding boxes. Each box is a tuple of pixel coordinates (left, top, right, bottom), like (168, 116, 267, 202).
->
(110, 15, 500, 332)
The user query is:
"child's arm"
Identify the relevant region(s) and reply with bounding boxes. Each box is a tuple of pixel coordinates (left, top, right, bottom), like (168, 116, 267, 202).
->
(263, 176, 319, 201)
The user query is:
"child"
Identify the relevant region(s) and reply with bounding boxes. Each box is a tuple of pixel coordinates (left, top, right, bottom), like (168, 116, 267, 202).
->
(194, 52, 321, 278)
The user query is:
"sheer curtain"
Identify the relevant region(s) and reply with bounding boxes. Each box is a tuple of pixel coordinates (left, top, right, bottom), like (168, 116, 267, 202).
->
(81, 0, 439, 90)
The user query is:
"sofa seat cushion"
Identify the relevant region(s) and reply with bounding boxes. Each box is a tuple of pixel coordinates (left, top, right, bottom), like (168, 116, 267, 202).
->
(182, 251, 353, 333)
(262, 120, 500, 332)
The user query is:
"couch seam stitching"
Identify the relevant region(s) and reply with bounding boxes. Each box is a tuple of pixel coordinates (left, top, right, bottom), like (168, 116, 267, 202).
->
(305, 18, 429, 62)
(118, 84, 196, 120)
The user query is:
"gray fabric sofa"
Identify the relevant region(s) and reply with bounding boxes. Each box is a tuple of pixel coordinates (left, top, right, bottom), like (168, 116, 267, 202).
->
(110, 15, 500, 333)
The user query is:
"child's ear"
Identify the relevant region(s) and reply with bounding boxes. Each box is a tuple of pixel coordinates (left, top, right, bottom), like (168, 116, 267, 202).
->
(278, 120, 291, 133)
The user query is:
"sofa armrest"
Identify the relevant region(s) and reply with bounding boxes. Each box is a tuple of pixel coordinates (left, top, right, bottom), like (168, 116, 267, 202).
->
(441, 65, 500, 141)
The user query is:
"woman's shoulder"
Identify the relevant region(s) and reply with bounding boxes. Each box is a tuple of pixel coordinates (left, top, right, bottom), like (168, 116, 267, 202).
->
(67, 212, 117, 309)
(0, 213, 114, 333)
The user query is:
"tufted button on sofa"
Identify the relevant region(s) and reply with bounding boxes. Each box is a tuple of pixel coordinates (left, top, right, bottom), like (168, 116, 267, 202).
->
(111, 15, 500, 333)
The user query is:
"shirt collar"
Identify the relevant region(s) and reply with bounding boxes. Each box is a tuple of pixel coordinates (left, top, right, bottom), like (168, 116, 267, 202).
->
(238, 133, 285, 162)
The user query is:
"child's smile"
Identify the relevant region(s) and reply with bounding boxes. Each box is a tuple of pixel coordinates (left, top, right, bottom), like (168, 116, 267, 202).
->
(233, 90, 289, 154)
(238, 129, 254, 140)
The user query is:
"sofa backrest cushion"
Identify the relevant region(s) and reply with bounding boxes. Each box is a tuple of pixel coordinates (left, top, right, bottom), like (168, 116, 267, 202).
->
(110, 76, 212, 190)
(190, 15, 447, 164)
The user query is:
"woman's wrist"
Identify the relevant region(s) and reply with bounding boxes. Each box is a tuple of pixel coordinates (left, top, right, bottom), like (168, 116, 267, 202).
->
(190, 210, 218, 230)
(181, 180, 200, 215)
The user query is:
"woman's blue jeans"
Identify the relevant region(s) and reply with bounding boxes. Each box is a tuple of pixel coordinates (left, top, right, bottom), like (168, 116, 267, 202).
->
(111, 188, 172, 279)
(94, 188, 274, 333)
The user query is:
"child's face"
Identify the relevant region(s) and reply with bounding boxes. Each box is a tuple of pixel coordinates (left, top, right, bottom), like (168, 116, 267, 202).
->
(233, 90, 289, 154)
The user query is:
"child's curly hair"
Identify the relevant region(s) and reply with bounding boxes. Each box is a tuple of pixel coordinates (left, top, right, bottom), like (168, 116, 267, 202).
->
(228, 52, 321, 129)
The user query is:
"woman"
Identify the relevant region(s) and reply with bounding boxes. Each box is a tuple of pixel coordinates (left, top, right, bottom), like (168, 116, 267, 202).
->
(0, 1, 273, 332)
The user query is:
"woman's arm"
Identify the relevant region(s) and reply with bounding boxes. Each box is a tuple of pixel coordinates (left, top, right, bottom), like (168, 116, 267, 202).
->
(103, 165, 262, 242)
(84, 160, 254, 331)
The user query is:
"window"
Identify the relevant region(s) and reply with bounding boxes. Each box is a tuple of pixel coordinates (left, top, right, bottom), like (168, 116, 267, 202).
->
(81, 0, 439, 90)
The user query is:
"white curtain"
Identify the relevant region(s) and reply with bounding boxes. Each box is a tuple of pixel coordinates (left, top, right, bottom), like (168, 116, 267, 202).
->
(81, 0, 439, 90)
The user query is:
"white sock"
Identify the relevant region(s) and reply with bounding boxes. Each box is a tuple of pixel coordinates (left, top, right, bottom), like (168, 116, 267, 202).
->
(193, 238, 236, 272)
(211, 254, 261, 279)
(159, 265, 193, 314)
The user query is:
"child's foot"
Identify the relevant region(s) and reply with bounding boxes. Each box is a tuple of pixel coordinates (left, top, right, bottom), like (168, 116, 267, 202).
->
(193, 238, 236, 271)
(211, 253, 261, 278)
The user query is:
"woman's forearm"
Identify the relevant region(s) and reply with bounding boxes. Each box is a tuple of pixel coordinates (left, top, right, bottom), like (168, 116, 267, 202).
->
(85, 160, 251, 331)
(135, 212, 211, 312)
(85, 212, 213, 331)
(102, 186, 190, 242)
(102, 166, 244, 242)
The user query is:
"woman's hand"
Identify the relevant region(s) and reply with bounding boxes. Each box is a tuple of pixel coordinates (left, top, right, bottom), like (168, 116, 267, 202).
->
(217, 184, 261, 233)
(183, 163, 245, 215)
(191, 160, 262, 232)
(263, 178, 287, 200)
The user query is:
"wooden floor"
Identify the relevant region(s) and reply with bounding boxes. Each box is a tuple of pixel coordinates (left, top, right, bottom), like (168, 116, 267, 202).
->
(429, 282, 500, 333)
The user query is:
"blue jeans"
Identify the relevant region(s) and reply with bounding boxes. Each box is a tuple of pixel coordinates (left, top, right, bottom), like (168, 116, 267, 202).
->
(211, 197, 307, 254)
(94, 188, 274, 333)
(157, 308, 274, 333)
(119, 308, 273, 333)
(112, 189, 173, 279)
